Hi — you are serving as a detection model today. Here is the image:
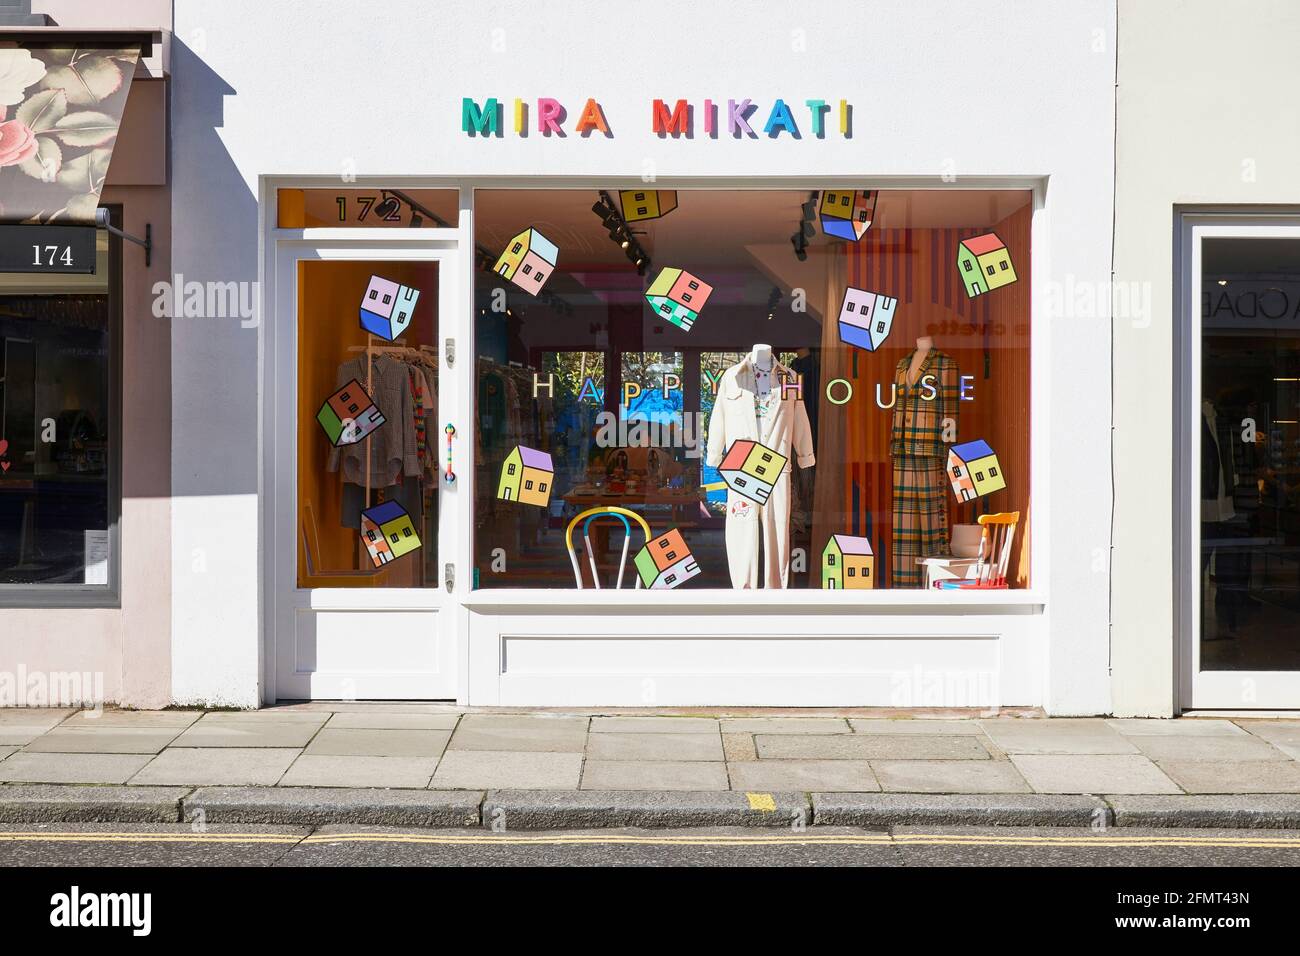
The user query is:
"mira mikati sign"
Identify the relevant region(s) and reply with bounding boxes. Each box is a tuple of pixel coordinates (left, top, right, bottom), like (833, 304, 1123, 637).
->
(461, 97, 853, 139)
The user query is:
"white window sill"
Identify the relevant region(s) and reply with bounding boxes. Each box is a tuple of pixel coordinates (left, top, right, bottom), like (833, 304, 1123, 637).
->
(459, 589, 1046, 612)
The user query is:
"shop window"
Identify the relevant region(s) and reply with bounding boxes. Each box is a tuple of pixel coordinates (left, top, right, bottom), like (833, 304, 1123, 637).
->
(277, 188, 458, 229)
(473, 188, 1032, 591)
(0, 228, 120, 597)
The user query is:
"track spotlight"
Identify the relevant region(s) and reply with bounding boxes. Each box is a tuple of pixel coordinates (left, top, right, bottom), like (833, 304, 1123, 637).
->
(790, 231, 807, 262)
(375, 195, 401, 219)
(801, 219, 815, 239)
(801, 199, 817, 220)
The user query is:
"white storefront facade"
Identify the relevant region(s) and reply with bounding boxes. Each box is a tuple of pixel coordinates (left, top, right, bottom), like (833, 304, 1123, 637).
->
(163, 0, 1116, 713)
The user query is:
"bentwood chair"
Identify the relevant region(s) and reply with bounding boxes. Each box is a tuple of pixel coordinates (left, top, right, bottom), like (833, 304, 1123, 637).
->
(565, 506, 651, 589)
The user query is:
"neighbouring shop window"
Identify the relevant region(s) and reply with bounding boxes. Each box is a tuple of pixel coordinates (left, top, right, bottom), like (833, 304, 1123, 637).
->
(1199, 237, 1300, 670)
(0, 229, 117, 591)
(277, 189, 459, 229)
(296, 260, 440, 587)
(473, 188, 1032, 592)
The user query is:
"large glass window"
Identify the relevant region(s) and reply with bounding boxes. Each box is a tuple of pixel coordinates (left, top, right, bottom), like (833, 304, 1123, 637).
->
(0, 228, 117, 591)
(473, 189, 1032, 592)
(1199, 237, 1300, 669)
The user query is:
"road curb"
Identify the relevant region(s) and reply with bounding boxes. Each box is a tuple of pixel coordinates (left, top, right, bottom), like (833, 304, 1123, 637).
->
(0, 784, 192, 823)
(1107, 794, 1300, 829)
(812, 792, 1112, 828)
(482, 790, 811, 829)
(180, 787, 483, 827)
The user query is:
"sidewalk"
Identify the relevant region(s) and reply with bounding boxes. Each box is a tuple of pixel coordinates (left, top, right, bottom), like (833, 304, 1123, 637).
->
(2, 705, 1300, 829)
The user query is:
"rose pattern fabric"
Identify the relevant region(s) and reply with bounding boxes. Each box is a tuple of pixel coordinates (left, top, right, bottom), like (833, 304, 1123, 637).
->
(0, 120, 37, 168)
(0, 47, 139, 223)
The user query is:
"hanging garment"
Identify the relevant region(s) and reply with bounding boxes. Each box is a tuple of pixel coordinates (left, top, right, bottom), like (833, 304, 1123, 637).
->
(705, 355, 815, 589)
(890, 349, 960, 588)
(328, 354, 419, 486)
(1201, 400, 1235, 522)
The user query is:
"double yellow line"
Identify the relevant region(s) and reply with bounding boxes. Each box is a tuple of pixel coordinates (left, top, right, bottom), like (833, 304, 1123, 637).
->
(1, 831, 1299, 849)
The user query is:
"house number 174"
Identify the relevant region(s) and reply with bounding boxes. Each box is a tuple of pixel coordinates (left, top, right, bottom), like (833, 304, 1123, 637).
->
(32, 245, 74, 267)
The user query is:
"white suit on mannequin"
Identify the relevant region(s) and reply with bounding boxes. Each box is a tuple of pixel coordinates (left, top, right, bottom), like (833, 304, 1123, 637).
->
(705, 346, 815, 588)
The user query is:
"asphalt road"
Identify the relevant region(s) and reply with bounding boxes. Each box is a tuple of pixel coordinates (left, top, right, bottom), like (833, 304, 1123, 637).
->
(3, 823, 1300, 867)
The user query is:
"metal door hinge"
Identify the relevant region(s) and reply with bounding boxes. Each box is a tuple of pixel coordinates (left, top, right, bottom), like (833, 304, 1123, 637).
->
(444, 562, 455, 593)
(445, 337, 456, 368)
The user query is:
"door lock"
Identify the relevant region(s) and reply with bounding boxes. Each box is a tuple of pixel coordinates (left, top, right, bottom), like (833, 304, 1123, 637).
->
(444, 562, 455, 593)
(445, 336, 455, 368)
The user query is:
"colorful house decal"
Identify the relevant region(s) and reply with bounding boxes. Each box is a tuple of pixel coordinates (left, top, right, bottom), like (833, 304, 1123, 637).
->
(718, 439, 788, 505)
(956, 233, 1017, 298)
(644, 267, 713, 331)
(619, 189, 678, 222)
(359, 275, 420, 340)
(316, 379, 386, 447)
(497, 445, 555, 507)
(947, 439, 1007, 501)
(633, 527, 701, 590)
(837, 287, 897, 351)
(359, 500, 421, 567)
(494, 227, 559, 296)
(819, 189, 877, 241)
(822, 534, 875, 590)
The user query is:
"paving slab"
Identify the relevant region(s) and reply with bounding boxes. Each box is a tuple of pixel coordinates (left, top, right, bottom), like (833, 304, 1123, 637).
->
(22, 727, 187, 754)
(871, 759, 1031, 793)
(1157, 759, 1300, 794)
(1108, 794, 1300, 828)
(979, 718, 1137, 755)
(581, 760, 729, 791)
(1105, 718, 1247, 737)
(848, 719, 989, 735)
(199, 710, 329, 724)
(722, 733, 757, 762)
(57, 710, 202, 729)
(812, 792, 1108, 827)
(1126, 734, 1288, 762)
(182, 786, 481, 827)
(1009, 754, 1181, 794)
(1237, 720, 1300, 749)
(719, 718, 850, 734)
(0, 784, 188, 823)
(447, 715, 589, 753)
(279, 755, 437, 789)
(323, 713, 460, 731)
(756, 734, 990, 760)
(589, 717, 719, 734)
(129, 748, 300, 787)
(728, 759, 878, 792)
(0, 709, 77, 745)
(430, 750, 583, 790)
(304, 728, 451, 758)
(482, 790, 809, 829)
(169, 718, 324, 749)
(0, 752, 153, 785)
(585, 732, 723, 762)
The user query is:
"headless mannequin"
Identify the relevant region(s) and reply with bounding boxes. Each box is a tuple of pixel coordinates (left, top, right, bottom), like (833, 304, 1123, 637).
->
(751, 343, 774, 399)
(907, 336, 933, 386)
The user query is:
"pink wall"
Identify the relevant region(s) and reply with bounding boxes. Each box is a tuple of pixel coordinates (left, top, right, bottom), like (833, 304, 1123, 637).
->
(0, 2, 173, 708)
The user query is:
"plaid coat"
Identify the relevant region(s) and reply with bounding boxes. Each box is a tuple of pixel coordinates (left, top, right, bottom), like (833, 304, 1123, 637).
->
(889, 349, 961, 459)
(890, 348, 960, 587)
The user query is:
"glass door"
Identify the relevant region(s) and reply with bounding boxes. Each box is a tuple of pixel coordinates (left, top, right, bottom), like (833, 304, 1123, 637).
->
(1185, 218, 1300, 708)
(271, 242, 459, 700)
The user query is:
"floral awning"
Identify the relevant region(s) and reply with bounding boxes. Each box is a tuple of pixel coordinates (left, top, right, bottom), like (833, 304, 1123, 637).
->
(0, 45, 139, 224)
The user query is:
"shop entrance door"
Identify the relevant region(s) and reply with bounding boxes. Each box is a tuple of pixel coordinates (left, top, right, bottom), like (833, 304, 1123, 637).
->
(1180, 215, 1300, 709)
(269, 241, 460, 700)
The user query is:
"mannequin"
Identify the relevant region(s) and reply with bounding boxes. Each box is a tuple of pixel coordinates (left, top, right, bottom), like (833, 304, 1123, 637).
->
(890, 338, 960, 588)
(706, 345, 815, 588)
